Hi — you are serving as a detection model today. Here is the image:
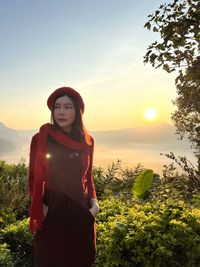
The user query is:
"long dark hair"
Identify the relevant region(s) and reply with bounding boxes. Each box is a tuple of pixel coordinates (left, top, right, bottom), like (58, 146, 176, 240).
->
(51, 92, 85, 141)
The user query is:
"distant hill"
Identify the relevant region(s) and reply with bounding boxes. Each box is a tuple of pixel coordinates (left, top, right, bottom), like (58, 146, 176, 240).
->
(91, 123, 190, 151)
(0, 137, 16, 155)
(0, 122, 36, 159)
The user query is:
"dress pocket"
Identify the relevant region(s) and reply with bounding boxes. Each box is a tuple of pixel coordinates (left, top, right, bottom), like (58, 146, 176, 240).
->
(86, 207, 95, 224)
(35, 208, 51, 236)
(69, 199, 95, 231)
(39, 207, 51, 232)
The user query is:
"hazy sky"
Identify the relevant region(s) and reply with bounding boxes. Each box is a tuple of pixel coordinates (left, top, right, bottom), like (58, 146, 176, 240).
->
(0, 0, 175, 131)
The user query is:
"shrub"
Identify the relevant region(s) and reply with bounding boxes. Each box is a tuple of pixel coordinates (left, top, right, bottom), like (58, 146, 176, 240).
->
(0, 243, 13, 267)
(97, 196, 130, 224)
(95, 198, 200, 267)
(0, 210, 16, 229)
(0, 218, 34, 267)
(1, 160, 200, 266)
(93, 160, 144, 200)
(161, 153, 200, 195)
(0, 160, 30, 219)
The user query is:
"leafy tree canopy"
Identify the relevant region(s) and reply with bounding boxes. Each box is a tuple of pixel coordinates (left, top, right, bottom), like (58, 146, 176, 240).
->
(144, 0, 200, 168)
(144, 0, 200, 72)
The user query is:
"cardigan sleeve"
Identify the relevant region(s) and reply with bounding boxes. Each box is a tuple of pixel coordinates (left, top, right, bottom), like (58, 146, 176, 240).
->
(86, 137, 97, 200)
(28, 133, 39, 199)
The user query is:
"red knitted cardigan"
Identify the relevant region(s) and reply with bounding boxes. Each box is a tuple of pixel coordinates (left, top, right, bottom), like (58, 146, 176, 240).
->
(28, 123, 96, 234)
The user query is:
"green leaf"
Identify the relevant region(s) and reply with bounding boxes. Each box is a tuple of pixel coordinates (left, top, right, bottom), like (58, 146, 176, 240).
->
(144, 21, 151, 30)
(132, 169, 153, 199)
(153, 26, 159, 32)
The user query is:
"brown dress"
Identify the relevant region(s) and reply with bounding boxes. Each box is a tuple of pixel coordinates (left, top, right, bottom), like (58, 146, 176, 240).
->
(34, 136, 96, 267)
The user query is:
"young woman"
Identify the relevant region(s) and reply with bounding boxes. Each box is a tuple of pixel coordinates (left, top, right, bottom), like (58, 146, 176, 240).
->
(28, 87, 99, 267)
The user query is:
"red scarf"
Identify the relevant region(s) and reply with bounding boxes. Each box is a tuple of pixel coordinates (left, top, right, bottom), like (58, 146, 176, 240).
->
(29, 123, 91, 233)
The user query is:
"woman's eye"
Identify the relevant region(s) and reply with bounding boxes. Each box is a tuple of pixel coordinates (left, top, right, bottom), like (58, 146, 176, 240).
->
(54, 105, 73, 109)
(65, 106, 73, 109)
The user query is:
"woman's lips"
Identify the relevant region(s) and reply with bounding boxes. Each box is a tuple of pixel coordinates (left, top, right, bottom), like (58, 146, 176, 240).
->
(58, 119, 67, 122)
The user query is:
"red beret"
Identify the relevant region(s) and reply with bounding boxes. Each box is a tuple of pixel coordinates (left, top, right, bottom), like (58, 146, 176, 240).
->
(47, 87, 85, 113)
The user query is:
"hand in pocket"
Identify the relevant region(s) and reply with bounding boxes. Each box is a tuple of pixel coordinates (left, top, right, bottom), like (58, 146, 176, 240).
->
(43, 203, 49, 219)
(89, 207, 97, 218)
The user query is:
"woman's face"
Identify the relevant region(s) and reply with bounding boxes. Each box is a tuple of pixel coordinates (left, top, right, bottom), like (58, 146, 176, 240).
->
(53, 95, 76, 133)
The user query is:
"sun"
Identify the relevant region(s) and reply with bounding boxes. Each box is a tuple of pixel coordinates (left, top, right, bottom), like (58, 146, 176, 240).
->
(144, 108, 157, 121)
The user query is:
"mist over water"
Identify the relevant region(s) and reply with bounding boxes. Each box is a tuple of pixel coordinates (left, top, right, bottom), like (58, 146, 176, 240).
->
(0, 122, 196, 175)
(94, 143, 196, 175)
(2, 139, 195, 176)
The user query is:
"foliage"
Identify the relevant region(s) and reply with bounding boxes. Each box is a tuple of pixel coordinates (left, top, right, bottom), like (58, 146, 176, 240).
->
(146, 152, 200, 203)
(0, 243, 13, 267)
(0, 160, 30, 219)
(93, 159, 144, 200)
(95, 197, 200, 267)
(97, 196, 130, 224)
(0, 161, 200, 266)
(144, 0, 200, 167)
(162, 152, 200, 188)
(0, 218, 34, 267)
(144, 0, 200, 72)
(0, 210, 16, 229)
(150, 171, 191, 202)
(132, 169, 154, 199)
(172, 66, 200, 166)
(0, 159, 34, 266)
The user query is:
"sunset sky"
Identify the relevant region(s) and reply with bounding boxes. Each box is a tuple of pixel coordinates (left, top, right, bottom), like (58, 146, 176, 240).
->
(0, 0, 175, 131)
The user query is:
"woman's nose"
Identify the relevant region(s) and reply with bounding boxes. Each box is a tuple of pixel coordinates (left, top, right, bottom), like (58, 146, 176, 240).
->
(58, 107, 65, 114)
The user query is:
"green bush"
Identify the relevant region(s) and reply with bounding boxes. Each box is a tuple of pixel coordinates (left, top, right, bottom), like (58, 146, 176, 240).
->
(97, 196, 130, 224)
(0, 218, 34, 267)
(1, 161, 200, 266)
(95, 198, 200, 267)
(0, 243, 13, 267)
(0, 160, 30, 219)
(93, 160, 144, 200)
(0, 210, 16, 229)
